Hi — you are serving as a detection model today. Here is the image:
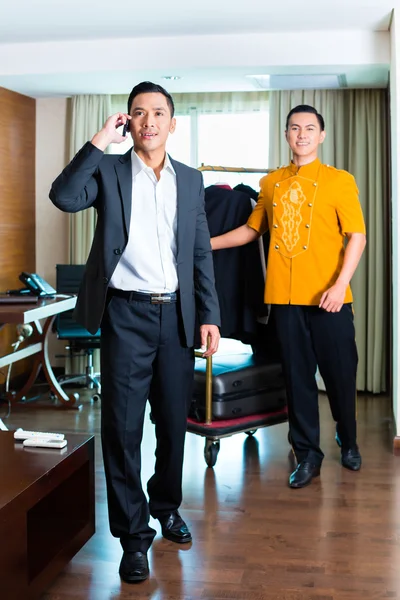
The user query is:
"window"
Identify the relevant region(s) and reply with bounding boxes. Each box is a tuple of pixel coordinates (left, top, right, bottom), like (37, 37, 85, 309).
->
(166, 115, 191, 164)
(198, 112, 269, 191)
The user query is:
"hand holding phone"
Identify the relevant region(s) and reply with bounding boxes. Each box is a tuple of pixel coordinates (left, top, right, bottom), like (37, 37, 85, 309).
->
(92, 113, 131, 150)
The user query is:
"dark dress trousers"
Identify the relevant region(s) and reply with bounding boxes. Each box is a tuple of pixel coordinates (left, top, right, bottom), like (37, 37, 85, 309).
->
(50, 142, 220, 552)
(273, 303, 358, 465)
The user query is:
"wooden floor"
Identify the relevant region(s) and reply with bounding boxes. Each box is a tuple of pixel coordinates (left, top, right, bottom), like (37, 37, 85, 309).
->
(2, 389, 399, 600)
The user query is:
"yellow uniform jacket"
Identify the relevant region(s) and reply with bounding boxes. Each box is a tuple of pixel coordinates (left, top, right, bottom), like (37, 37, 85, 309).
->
(247, 158, 366, 305)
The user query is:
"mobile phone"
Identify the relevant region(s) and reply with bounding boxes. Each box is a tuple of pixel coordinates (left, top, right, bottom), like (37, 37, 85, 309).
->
(122, 119, 130, 137)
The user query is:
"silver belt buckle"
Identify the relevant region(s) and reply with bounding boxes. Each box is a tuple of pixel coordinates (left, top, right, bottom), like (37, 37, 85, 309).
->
(151, 294, 171, 304)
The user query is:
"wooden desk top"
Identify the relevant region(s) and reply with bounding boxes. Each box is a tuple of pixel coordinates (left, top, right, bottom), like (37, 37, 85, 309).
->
(0, 431, 94, 510)
(0, 295, 77, 324)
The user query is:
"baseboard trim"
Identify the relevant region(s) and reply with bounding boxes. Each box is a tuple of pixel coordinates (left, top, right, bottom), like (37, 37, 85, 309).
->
(393, 436, 400, 456)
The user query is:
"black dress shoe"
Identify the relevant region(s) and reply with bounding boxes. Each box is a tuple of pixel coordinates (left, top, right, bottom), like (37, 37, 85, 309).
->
(158, 510, 192, 543)
(341, 446, 362, 471)
(289, 461, 321, 489)
(119, 551, 149, 583)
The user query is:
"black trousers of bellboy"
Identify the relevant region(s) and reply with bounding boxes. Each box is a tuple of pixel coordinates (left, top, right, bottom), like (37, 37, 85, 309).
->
(100, 293, 195, 553)
(273, 304, 358, 466)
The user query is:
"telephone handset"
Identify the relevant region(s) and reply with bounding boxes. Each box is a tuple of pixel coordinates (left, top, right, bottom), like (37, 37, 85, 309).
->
(122, 118, 130, 137)
(18, 272, 57, 297)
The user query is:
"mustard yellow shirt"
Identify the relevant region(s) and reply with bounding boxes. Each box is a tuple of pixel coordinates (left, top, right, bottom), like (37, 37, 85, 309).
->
(247, 158, 366, 305)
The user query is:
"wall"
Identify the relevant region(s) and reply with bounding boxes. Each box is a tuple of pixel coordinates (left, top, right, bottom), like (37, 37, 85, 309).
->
(35, 97, 69, 367)
(0, 31, 389, 77)
(390, 11, 400, 438)
(0, 87, 36, 378)
(35, 98, 69, 284)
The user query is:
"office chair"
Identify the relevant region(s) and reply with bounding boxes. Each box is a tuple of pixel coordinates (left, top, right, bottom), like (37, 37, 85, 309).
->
(54, 264, 101, 401)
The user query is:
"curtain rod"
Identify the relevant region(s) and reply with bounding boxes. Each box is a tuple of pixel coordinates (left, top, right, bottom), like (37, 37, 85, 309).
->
(198, 164, 272, 174)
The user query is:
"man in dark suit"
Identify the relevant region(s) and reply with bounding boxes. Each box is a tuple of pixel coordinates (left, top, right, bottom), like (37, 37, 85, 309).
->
(50, 81, 220, 583)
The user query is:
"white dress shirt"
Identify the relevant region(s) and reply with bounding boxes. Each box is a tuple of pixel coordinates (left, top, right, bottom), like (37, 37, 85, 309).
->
(110, 151, 178, 293)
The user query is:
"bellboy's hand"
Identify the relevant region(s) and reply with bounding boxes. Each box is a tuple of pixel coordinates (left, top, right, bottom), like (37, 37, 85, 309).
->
(319, 280, 347, 312)
(200, 325, 220, 357)
(91, 113, 131, 151)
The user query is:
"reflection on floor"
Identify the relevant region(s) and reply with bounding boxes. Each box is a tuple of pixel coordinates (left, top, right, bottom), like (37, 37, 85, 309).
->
(1, 388, 399, 600)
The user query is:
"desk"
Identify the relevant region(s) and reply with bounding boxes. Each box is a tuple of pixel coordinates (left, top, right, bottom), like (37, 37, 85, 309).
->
(0, 431, 95, 600)
(0, 295, 79, 408)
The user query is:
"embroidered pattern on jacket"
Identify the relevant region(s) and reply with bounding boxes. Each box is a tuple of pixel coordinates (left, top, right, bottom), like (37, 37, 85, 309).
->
(280, 181, 307, 252)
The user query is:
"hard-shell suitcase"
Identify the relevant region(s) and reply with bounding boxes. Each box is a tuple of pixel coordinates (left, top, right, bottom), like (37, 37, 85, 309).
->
(190, 353, 287, 422)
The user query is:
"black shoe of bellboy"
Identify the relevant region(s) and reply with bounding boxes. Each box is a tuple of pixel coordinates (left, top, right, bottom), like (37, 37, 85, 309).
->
(341, 446, 362, 471)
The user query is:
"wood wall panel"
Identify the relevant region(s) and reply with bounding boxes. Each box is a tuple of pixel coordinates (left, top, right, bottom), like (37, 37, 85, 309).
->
(0, 87, 36, 383)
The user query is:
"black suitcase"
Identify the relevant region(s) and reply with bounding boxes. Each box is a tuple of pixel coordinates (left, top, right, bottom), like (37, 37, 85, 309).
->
(190, 353, 287, 422)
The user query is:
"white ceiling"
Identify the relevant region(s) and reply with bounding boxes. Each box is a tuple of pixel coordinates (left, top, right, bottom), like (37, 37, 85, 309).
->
(0, 0, 394, 43)
(0, 0, 395, 96)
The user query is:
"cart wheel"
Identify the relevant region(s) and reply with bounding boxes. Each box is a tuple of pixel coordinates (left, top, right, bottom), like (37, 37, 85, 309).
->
(245, 429, 257, 436)
(91, 393, 101, 402)
(204, 439, 220, 468)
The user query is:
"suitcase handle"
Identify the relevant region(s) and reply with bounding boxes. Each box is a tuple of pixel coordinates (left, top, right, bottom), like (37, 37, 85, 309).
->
(194, 336, 213, 424)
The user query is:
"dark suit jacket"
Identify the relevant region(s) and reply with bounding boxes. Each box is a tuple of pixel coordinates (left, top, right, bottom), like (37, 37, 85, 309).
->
(49, 142, 220, 346)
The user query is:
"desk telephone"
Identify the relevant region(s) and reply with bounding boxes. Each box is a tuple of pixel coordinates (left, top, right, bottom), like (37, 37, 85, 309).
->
(17, 272, 57, 297)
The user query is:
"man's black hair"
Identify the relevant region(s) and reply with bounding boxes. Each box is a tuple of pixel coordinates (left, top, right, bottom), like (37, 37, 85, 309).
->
(127, 81, 175, 117)
(285, 105, 325, 131)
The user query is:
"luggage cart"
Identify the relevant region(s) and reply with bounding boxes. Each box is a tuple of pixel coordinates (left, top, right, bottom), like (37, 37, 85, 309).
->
(187, 350, 288, 467)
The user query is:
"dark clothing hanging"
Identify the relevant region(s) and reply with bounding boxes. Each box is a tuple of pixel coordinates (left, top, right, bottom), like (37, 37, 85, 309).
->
(233, 183, 270, 265)
(233, 183, 259, 201)
(204, 185, 263, 344)
(203, 184, 278, 359)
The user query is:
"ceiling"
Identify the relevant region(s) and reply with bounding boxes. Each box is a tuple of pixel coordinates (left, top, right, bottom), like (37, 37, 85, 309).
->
(0, 0, 394, 43)
(0, 0, 395, 96)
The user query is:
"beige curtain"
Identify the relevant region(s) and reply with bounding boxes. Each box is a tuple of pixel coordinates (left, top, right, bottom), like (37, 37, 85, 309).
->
(67, 94, 112, 377)
(269, 89, 388, 393)
(171, 91, 269, 114)
(69, 94, 112, 263)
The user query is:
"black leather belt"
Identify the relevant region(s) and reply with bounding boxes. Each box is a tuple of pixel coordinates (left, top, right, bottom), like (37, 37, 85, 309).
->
(109, 288, 178, 304)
